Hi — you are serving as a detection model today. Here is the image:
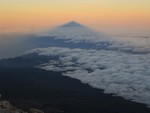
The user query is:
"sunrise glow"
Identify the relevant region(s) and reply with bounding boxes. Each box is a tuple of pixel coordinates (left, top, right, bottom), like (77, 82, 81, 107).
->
(0, 0, 150, 32)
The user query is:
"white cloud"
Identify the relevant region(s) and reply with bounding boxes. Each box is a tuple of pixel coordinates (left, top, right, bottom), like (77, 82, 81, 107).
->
(29, 47, 150, 107)
(40, 27, 150, 54)
(29, 23, 150, 106)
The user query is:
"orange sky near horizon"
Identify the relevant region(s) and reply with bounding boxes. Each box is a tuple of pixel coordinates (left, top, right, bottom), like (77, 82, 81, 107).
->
(0, 0, 150, 33)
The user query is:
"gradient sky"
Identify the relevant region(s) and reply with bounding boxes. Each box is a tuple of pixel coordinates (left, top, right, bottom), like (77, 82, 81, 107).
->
(0, 0, 150, 33)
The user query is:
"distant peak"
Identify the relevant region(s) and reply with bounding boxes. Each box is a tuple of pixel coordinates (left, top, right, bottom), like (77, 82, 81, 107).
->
(61, 21, 84, 27)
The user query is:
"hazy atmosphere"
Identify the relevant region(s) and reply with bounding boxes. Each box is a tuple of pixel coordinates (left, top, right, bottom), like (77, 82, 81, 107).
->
(0, 1, 150, 113)
(0, 0, 150, 33)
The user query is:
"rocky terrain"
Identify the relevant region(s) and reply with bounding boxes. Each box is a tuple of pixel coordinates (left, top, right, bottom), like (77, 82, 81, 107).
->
(0, 100, 44, 113)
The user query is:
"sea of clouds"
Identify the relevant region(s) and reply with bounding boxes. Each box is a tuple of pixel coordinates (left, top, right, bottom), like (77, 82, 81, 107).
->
(43, 27, 150, 54)
(25, 26, 150, 106)
(28, 46, 150, 107)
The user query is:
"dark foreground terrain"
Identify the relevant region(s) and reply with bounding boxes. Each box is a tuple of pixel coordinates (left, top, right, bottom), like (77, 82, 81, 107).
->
(0, 67, 150, 113)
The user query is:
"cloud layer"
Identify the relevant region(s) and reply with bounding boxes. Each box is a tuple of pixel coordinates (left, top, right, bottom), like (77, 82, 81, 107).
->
(29, 47, 150, 107)
(41, 27, 150, 54)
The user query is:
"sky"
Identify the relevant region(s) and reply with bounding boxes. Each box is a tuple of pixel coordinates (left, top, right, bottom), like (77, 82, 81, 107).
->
(0, 0, 150, 33)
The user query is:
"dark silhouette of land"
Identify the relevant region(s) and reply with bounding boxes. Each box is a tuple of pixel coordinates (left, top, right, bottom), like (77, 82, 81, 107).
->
(0, 67, 150, 113)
